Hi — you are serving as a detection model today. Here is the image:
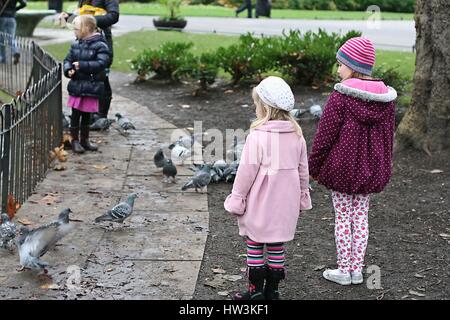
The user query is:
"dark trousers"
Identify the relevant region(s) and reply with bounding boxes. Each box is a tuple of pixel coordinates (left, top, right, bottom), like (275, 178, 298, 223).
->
(236, 0, 252, 18)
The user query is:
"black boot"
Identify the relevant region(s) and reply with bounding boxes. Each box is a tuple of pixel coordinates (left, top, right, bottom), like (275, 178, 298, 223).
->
(70, 127, 85, 154)
(80, 126, 98, 151)
(264, 266, 285, 300)
(233, 267, 266, 300)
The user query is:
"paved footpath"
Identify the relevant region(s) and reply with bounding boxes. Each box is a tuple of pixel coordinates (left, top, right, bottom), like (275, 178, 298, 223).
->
(36, 15, 415, 51)
(0, 82, 209, 299)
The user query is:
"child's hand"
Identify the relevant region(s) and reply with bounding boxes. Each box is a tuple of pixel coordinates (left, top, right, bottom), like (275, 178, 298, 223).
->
(72, 62, 80, 70)
(68, 69, 75, 77)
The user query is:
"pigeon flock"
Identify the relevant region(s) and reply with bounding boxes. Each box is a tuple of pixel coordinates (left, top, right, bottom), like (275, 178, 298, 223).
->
(8, 100, 322, 277)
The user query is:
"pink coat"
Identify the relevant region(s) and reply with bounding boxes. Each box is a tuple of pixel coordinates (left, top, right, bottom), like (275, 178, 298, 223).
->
(224, 120, 312, 243)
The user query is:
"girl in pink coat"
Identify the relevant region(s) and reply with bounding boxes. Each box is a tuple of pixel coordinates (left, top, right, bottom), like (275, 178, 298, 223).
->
(224, 76, 312, 300)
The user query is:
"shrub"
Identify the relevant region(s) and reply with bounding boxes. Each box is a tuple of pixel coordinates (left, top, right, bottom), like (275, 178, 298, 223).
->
(216, 33, 276, 84)
(273, 29, 361, 85)
(178, 52, 219, 89)
(130, 42, 194, 80)
(372, 65, 409, 95)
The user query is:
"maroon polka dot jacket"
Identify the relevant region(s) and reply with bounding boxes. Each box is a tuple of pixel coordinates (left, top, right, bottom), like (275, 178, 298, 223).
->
(308, 78, 397, 195)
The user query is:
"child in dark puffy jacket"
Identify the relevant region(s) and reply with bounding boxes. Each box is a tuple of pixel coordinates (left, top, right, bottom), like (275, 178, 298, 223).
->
(63, 14, 111, 153)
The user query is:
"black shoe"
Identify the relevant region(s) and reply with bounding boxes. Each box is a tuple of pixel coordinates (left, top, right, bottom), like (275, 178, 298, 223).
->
(263, 266, 285, 300)
(80, 126, 98, 151)
(71, 140, 85, 154)
(232, 266, 266, 300)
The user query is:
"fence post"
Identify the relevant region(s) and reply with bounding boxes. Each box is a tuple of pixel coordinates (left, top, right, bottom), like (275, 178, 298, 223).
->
(1, 104, 11, 212)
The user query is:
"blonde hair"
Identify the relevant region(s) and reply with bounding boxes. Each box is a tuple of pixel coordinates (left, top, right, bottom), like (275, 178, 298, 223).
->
(73, 15, 97, 38)
(250, 88, 303, 136)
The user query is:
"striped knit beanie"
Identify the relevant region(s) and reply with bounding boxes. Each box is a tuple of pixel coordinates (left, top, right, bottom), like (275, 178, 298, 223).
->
(336, 37, 376, 76)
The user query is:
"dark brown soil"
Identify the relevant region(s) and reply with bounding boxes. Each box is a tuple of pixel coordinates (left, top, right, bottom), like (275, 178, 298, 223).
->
(110, 71, 449, 300)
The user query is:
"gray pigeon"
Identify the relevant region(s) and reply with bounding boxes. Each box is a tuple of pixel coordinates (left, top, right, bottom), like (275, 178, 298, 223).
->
(289, 108, 307, 119)
(163, 159, 177, 183)
(90, 118, 115, 131)
(95, 193, 139, 224)
(182, 164, 211, 192)
(62, 113, 70, 129)
(309, 104, 323, 118)
(154, 148, 167, 168)
(1, 213, 17, 251)
(115, 113, 136, 132)
(223, 160, 239, 183)
(15, 208, 73, 273)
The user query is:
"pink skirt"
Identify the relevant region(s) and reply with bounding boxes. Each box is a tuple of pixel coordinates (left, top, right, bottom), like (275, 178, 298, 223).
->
(68, 96, 99, 113)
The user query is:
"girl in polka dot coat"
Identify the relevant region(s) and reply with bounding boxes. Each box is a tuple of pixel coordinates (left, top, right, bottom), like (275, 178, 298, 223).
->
(308, 37, 397, 285)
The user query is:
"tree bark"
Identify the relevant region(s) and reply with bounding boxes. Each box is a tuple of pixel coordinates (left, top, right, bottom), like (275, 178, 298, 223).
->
(395, 0, 450, 154)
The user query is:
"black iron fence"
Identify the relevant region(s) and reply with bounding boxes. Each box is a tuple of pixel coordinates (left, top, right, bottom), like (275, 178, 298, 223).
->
(0, 32, 62, 212)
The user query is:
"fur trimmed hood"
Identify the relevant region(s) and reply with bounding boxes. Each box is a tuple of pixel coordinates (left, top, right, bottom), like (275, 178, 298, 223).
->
(334, 82, 397, 103)
(333, 80, 397, 126)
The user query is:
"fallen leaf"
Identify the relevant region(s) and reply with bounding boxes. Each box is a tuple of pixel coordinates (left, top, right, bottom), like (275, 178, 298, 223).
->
(35, 194, 58, 206)
(93, 165, 108, 170)
(241, 104, 249, 108)
(106, 268, 113, 272)
(18, 218, 34, 226)
(181, 104, 190, 109)
(212, 268, 226, 274)
(409, 290, 425, 297)
(313, 265, 326, 271)
(439, 233, 450, 239)
(430, 169, 443, 174)
(40, 283, 61, 290)
(414, 274, 425, 278)
(217, 291, 229, 296)
(311, 85, 319, 90)
(7, 195, 21, 219)
(224, 89, 234, 94)
(204, 275, 226, 289)
(54, 164, 66, 171)
(223, 275, 242, 282)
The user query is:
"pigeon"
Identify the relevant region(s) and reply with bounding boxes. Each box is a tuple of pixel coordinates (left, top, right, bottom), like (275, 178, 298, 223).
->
(1, 213, 17, 251)
(154, 148, 167, 168)
(289, 108, 307, 119)
(173, 132, 205, 149)
(223, 160, 239, 183)
(115, 113, 136, 132)
(15, 208, 73, 273)
(90, 118, 115, 131)
(169, 143, 191, 165)
(162, 159, 177, 183)
(62, 113, 70, 129)
(209, 167, 222, 183)
(211, 160, 228, 182)
(94, 193, 139, 224)
(182, 164, 212, 192)
(309, 104, 323, 118)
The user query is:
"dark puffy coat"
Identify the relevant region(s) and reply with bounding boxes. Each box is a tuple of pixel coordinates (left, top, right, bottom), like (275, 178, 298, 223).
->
(0, 0, 26, 17)
(77, 0, 119, 57)
(63, 33, 111, 97)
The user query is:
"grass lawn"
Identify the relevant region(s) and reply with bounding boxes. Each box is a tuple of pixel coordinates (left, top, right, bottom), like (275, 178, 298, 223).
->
(43, 30, 415, 81)
(28, 2, 413, 20)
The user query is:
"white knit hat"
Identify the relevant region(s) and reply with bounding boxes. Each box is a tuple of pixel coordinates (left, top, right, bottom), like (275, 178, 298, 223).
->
(255, 76, 295, 111)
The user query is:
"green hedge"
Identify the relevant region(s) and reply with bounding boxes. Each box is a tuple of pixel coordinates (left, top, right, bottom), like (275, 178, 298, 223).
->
(131, 29, 409, 94)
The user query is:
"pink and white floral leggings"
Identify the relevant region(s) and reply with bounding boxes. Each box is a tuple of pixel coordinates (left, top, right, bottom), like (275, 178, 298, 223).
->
(332, 191, 370, 273)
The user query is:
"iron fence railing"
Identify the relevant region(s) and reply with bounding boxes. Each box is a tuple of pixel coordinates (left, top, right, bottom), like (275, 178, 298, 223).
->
(0, 32, 62, 212)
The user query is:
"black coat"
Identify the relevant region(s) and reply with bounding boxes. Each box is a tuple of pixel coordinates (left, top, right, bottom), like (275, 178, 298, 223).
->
(63, 34, 111, 98)
(0, 0, 26, 17)
(77, 0, 119, 55)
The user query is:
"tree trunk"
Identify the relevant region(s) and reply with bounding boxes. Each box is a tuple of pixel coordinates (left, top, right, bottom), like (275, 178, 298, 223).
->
(395, 0, 450, 154)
